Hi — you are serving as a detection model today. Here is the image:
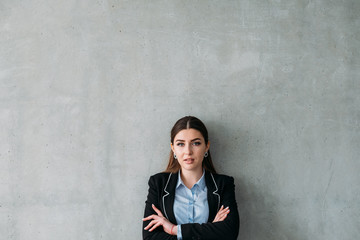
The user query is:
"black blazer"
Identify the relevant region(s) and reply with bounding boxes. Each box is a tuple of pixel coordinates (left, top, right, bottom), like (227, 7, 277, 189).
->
(143, 171, 240, 240)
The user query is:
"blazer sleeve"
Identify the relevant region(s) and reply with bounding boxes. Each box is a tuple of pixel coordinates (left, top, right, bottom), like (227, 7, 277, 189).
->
(143, 175, 177, 240)
(180, 176, 240, 240)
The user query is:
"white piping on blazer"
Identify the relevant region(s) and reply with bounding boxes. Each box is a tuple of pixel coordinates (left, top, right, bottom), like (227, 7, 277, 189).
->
(210, 173, 221, 211)
(162, 172, 172, 220)
(162, 172, 221, 220)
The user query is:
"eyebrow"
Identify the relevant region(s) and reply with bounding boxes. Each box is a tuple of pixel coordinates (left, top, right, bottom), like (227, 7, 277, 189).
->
(175, 138, 202, 142)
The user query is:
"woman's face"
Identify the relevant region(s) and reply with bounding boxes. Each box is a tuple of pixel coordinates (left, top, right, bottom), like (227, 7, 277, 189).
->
(171, 128, 210, 173)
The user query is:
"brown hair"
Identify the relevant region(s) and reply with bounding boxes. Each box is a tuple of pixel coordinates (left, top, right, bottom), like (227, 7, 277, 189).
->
(164, 116, 217, 173)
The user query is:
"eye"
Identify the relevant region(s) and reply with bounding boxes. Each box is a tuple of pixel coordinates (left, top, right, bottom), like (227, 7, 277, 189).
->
(192, 142, 201, 146)
(177, 143, 185, 146)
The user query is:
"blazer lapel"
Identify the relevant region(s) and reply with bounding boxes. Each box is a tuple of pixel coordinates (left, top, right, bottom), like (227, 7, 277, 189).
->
(205, 171, 220, 222)
(162, 172, 178, 224)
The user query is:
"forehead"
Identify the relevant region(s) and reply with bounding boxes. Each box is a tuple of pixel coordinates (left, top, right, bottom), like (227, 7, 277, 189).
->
(174, 128, 204, 140)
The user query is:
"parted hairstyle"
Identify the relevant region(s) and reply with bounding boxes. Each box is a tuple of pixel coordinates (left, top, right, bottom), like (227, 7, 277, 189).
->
(164, 116, 217, 174)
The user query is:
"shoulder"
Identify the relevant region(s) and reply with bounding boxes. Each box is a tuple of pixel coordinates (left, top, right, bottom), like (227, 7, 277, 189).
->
(210, 172, 234, 185)
(150, 171, 173, 180)
(148, 172, 175, 186)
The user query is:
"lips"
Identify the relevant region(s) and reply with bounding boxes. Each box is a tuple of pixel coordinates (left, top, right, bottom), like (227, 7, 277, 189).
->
(184, 158, 194, 164)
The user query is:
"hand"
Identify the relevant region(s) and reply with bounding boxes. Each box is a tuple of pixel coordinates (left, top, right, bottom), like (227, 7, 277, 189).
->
(143, 204, 177, 235)
(212, 205, 230, 223)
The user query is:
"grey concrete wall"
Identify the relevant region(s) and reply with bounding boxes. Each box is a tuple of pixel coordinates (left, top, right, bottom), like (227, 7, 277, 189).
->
(1, 0, 359, 239)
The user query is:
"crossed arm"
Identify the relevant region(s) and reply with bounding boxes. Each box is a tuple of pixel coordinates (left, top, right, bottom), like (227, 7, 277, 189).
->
(142, 175, 239, 240)
(143, 204, 231, 236)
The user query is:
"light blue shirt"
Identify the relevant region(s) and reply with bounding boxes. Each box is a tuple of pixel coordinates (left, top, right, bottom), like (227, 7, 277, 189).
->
(173, 170, 209, 240)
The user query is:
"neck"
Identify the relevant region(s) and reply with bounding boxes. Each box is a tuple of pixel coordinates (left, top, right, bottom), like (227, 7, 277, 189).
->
(180, 168, 204, 189)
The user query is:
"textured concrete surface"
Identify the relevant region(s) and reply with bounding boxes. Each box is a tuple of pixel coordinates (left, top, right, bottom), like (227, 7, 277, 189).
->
(1, 0, 359, 239)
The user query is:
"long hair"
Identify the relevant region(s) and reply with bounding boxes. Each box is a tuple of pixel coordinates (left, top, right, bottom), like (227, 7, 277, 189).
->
(164, 116, 217, 174)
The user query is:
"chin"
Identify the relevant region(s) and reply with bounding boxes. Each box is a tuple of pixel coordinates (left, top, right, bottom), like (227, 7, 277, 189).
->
(182, 165, 201, 171)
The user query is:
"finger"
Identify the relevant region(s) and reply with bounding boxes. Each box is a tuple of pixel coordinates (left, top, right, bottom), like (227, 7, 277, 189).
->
(215, 206, 224, 216)
(213, 206, 230, 223)
(217, 206, 227, 213)
(144, 220, 156, 230)
(214, 213, 223, 222)
(214, 212, 224, 221)
(149, 221, 162, 232)
(142, 215, 156, 221)
(220, 206, 229, 212)
(219, 205, 224, 211)
(215, 212, 225, 219)
(152, 204, 164, 217)
(219, 210, 230, 220)
(221, 210, 230, 218)
(216, 215, 226, 222)
(218, 207, 229, 215)
(219, 209, 230, 217)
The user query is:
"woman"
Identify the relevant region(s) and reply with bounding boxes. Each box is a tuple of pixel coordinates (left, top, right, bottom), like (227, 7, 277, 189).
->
(143, 116, 239, 240)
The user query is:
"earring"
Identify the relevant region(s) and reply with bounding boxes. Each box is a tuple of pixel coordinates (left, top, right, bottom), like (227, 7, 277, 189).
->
(204, 152, 208, 158)
(174, 153, 177, 159)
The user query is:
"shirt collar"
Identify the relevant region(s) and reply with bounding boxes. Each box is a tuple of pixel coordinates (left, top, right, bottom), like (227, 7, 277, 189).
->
(176, 169, 206, 190)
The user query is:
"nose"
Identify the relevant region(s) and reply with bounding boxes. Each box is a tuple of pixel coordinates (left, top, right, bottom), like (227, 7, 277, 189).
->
(185, 144, 192, 155)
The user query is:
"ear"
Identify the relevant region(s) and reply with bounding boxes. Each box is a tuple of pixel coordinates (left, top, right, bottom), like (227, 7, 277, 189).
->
(205, 141, 210, 152)
(170, 142, 175, 152)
